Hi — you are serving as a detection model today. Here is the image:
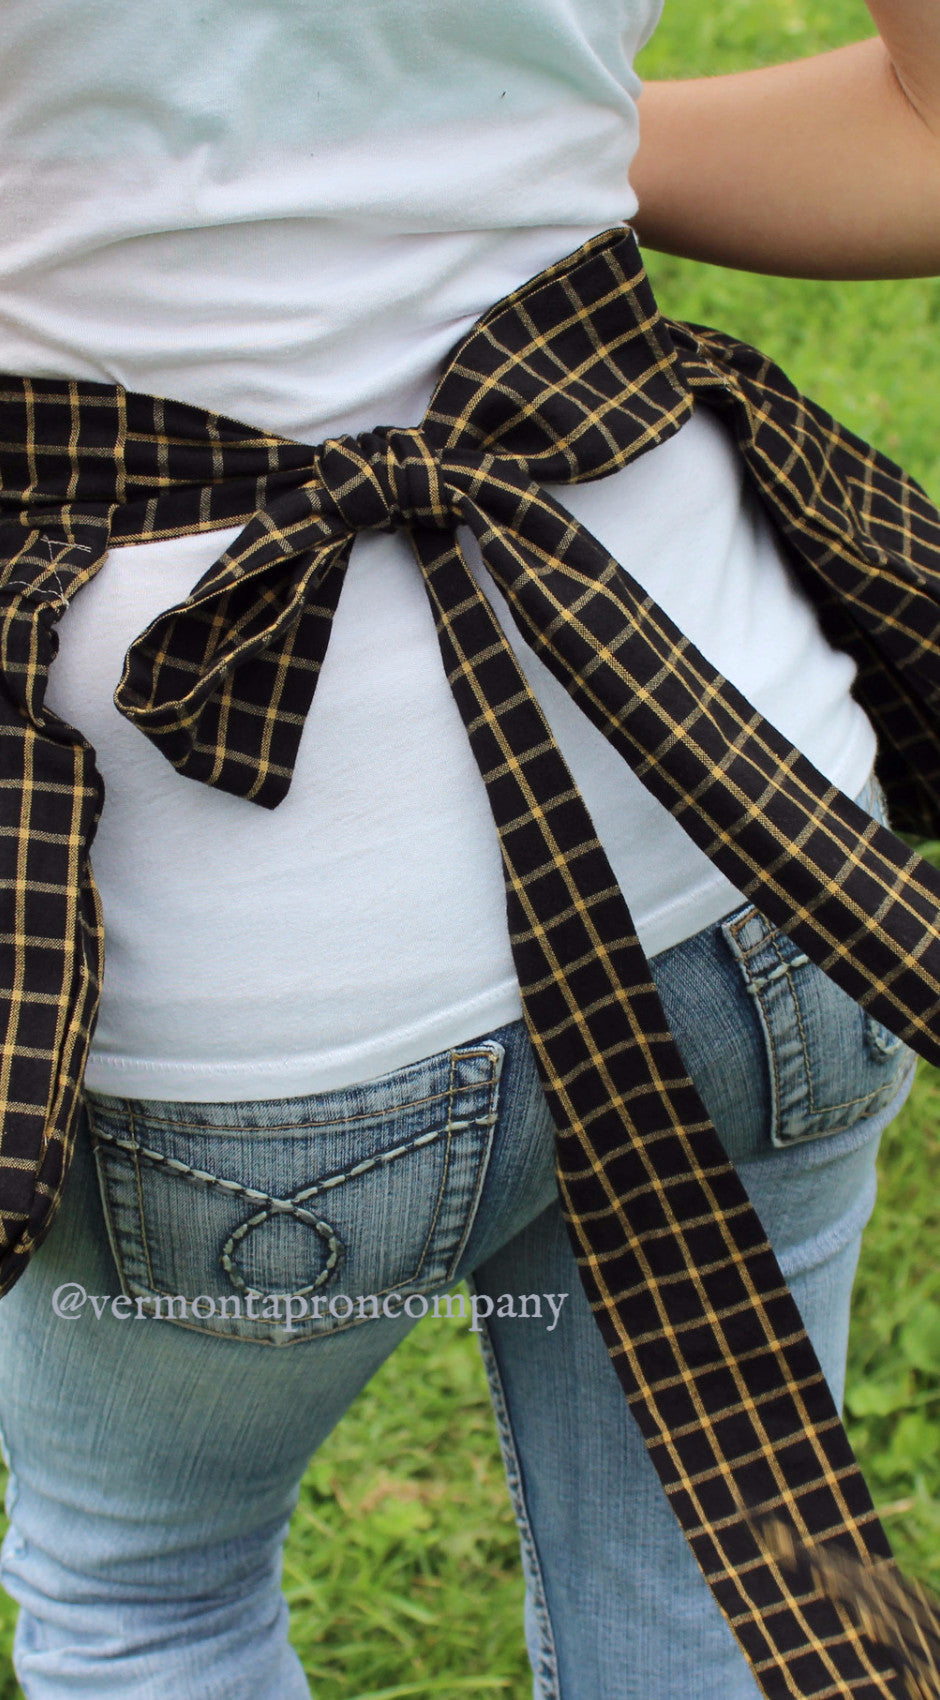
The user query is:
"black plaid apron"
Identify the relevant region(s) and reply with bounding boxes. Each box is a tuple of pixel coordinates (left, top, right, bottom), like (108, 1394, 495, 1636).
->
(1, 227, 939, 1697)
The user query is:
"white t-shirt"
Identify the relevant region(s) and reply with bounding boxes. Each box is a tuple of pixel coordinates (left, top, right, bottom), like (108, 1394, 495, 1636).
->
(0, 0, 876, 1097)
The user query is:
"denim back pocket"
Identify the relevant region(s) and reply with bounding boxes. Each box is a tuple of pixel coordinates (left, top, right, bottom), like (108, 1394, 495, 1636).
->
(87, 1040, 502, 1345)
(722, 906, 916, 1149)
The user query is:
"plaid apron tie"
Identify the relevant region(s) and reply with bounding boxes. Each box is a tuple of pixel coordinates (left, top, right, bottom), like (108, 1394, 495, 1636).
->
(1, 227, 940, 1697)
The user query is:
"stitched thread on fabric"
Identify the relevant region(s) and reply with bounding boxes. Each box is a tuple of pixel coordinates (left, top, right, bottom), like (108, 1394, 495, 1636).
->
(3, 227, 940, 1695)
(92, 1112, 499, 1298)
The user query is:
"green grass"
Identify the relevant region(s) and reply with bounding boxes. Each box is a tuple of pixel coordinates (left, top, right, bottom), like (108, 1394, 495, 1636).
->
(282, 1322, 529, 1697)
(641, 249, 940, 497)
(5, 1068, 938, 1700)
(845, 1063, 940, 1593)
(0, 1062, 938, 1700)
(279, 1044, 940, 1690)
(0, 3, 938, 1695)
(635, 1, 940, 499)
(287, 1067, 940, 1695)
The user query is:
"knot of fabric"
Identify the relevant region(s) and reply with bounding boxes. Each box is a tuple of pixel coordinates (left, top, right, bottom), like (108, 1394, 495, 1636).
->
(4, 226, 940, 1695)
(314, 429, 462, 535)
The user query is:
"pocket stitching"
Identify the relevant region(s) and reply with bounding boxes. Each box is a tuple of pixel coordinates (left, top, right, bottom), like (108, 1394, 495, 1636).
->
(127, 1107, 158, 1294)
(408, 1052, 456, 1286)
(88, 1043, 504, 1341)
(749, 956, 914, 1142)
(90, 1107, 499, 1307)
(91, 1052, 503, 1138)
(91, 1124, 348, 1299)
(864, 1014, 906, 1060)
(723, 902, 916, 1147)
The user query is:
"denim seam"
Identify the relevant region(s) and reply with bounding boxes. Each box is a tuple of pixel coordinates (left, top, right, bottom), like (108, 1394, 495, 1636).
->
(419, 1046, 501, 1282)
(0, 1403, 25, 1603)
(91, 1107, 501, 1311)
(90, 1135, 138, 1298)
(776, 954, 809, 1138)
(724, 898, 913, 1143)
(410, 1050, 460, 1284)
(470, 1307, 561, 1700)
(410, 1047, 501, 1285)
(91, 1117, 495, 1203)
(754, 961, 913, 1130)
(89, 1049, 503, 1135)
(223, 1213, 343, 1297)
(744, 954, 810, 991)
(865, 1016, 905, 1059)
(444, 1053, 504, 1282)
(127, 1107, 158, 1294)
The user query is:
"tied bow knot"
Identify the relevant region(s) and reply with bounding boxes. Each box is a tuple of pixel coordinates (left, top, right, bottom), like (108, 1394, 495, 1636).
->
(2, 228, 940, 1695)
(314, 429, 463, 535)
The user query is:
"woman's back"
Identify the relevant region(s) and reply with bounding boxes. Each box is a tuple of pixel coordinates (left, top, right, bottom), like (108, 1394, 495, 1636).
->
(0, 6, 937, 1696)
(0, 0, 874, 1099)
(0, 0, 655, 428)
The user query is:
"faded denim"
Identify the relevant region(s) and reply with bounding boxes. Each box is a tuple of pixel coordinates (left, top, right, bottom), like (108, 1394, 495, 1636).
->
(0, 776, 916, 1699)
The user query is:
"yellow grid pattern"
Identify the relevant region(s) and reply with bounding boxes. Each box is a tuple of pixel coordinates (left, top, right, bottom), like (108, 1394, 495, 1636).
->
(1, 228, 939, 1696)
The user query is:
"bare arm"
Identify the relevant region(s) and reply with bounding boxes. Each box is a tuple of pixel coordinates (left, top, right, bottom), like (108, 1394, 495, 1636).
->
(630, 3, 940, 279)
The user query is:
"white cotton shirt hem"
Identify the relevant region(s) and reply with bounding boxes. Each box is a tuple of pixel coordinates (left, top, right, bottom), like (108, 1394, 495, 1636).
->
(50, 408, 878, 1105)
(82, 979, 525, 1101)
(11, 0, 879, 1103)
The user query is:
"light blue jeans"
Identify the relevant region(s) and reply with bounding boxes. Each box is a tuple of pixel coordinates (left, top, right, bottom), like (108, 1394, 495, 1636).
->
(0, 778, 916, 1700)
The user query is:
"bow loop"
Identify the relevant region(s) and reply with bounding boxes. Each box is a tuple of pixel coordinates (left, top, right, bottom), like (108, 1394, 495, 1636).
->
(4, 226, 940, 1696)
(315, 428, 462, 535)
(423, 232, 693, 478)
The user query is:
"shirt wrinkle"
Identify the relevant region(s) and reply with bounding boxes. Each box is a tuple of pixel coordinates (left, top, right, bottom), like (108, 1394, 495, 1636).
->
(1, 227, 940, 1694)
